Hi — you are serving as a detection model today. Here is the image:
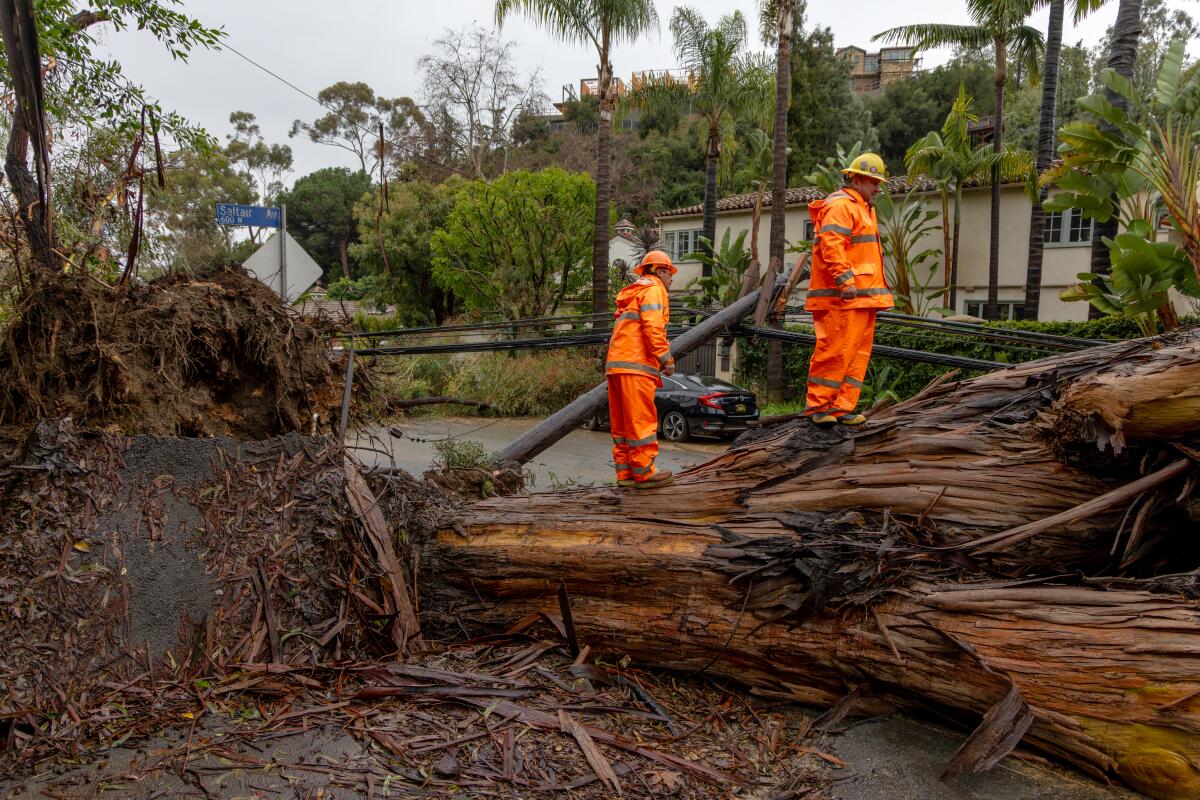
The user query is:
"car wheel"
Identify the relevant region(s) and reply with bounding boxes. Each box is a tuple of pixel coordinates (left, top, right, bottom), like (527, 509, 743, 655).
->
(581, 414, 600, 431)
(660, 411, 689, 443)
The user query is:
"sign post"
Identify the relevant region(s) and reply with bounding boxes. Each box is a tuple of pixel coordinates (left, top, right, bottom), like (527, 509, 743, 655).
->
(279, 205, 287, 302)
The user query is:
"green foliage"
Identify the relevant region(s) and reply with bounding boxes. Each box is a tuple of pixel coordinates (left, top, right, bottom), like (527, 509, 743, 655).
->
(374, 350, 604, 418)
(145, 147, 255, 274)
(736, 316, 1177, 404)
(352, 179, 463, 325)
(279, 167, 372, 284)
(1061, 231, 1198, 336)
(4, 1, 223, 149)
(289, 81, 413, 173)
(862, 57, 995, 168)
(686, 230, 752, 306)
(874, 190, 948, 316)
(431, 168, 595, 320)
(788, 24, 878, 176)
(624, 7, 771, 195)
(224, 112, 293, 206)
(433, 438, 492, 470)
(1046, 36, 1200, 317)
(802, 141, 865, 193)
(326, 275, 386, 310)
(1089, 0, 1199, 108)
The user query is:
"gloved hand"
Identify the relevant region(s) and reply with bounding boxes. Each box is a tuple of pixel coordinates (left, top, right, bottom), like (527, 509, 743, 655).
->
(662, 359, 676, 377)
(840, 284, 858, 301)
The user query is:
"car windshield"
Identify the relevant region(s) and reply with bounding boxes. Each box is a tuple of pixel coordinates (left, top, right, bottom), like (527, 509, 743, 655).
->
(674, 374, 744, 392)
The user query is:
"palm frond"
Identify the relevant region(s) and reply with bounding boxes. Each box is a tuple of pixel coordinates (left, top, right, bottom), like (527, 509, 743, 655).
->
(874, 23, 991, 52)
(1009, 24, 1045, 85)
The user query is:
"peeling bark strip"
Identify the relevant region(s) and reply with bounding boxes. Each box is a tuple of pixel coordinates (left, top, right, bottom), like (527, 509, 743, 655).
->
(422, 331, 1200, 800)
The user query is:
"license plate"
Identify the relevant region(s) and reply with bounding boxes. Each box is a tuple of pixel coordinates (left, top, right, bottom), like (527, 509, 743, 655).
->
(735, 404, 746, 413)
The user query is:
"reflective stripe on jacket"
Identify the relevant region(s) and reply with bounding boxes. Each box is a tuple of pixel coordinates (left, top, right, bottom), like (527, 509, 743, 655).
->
(805, 187, 894, 311)
(605, 276, 672, 386)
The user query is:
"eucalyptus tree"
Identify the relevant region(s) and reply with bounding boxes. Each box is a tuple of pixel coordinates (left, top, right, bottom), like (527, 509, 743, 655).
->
(624, 8, 770, 261)
(877, 0, 1043, 320)
(495, 0, 659, 316)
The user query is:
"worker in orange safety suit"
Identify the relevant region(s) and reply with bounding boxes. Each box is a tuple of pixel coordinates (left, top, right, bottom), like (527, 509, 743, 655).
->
(605, 250, 677, 489)
(804, 152, 895, 426)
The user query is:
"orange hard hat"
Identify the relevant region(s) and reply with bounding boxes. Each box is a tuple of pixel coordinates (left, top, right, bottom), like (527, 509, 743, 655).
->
(633, 250, 677, 276)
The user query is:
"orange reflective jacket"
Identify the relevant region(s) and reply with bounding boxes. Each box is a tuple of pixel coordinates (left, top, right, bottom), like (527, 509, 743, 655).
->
(805, 187, 894, 311)
(605, 275, 672, 386)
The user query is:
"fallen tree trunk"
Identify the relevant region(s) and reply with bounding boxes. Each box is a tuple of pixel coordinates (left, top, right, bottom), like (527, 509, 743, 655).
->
(420, 330, 1200, 800)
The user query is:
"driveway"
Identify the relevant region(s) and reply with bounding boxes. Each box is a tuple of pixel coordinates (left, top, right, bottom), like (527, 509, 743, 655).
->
(350, 415, 729, 488)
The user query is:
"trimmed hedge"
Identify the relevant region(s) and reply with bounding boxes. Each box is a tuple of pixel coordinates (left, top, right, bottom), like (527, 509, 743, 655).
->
(736, 316, 1194, 405)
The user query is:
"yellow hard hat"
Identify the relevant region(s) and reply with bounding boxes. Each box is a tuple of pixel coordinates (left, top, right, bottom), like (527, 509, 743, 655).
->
(634, 250, 677, 276)
(842, 152, 888, 181)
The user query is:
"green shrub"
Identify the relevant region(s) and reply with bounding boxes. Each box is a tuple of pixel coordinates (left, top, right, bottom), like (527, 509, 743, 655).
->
(736, 316, 1196, 404)
(433, 438, 491, 470)
(445, 349, 603, 417)
(371, 348, 604, 418)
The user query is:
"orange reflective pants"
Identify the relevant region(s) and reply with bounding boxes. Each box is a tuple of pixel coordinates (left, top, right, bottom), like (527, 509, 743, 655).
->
(805, 309, 877, 417)
(607, 374, 659, 482)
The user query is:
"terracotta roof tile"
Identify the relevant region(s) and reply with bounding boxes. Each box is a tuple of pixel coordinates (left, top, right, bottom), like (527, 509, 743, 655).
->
(654, 174, 1020, 220)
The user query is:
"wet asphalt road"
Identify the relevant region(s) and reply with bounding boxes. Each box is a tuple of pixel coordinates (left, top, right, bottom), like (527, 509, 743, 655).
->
(350, 415, 729, 487)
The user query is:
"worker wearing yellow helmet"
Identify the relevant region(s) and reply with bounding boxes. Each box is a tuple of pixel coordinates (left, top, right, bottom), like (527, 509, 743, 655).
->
(604, 250, 677, 488)
(802, 152, 895, 426)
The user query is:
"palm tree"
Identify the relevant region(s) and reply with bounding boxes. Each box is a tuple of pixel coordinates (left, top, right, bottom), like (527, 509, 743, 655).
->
(758, 0, 797, 278)
(495, 0, 658, 317)
(625, 9, 770, 267)
(1022, 0, 1107, 320)
(877, 0, 1043, 320)
(758, 0, 798, 402)
(1086, 0, 1143, 318)
(906, 86, 1031, 312)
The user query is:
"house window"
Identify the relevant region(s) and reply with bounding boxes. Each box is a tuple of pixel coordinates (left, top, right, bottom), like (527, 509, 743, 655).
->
(664, 229, 702, 261)
(1044, 209, 1092, 246)
(965, 300, 1026, 320)
(803, 219, 815, 241)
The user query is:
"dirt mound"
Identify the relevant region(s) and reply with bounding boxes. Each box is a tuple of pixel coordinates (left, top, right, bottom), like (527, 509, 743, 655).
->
(0, 267, 343, 438)
(0, 422, 450, 766)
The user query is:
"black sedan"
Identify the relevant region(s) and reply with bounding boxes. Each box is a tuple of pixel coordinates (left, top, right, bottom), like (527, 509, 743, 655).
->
(582, 373, 759, 442)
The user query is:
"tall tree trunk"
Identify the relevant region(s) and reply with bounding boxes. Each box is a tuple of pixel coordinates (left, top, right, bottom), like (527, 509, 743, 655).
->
(1022, 0, 1064, 322)
(985, 37, 1007, 321)
(424, 332, 1200, 800)
(1088, 0, 1143, 319)
(592, 43, 615, 322)
(941, 189, 951, 291)
(338, 236, 351, 279)
(702, 124, 720, 275)
(3, 112, 56, 273)
(767, 0, 793, 402)
(951, 190, 962, 312)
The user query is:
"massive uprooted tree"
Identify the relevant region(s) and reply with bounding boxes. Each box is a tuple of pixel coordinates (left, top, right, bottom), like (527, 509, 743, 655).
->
(419, 329, 1200, 800)
(0, 2, 342, 438)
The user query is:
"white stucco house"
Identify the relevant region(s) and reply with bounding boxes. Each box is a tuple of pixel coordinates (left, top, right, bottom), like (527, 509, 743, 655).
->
(655, 178, 1194, 322)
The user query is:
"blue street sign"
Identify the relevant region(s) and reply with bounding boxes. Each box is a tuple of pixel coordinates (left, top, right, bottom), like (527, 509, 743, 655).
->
(215, 203, 282, 228)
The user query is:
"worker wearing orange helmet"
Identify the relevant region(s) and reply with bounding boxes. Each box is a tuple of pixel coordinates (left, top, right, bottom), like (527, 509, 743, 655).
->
(804, 152, 894, 426)
(605, 250, 677, 489)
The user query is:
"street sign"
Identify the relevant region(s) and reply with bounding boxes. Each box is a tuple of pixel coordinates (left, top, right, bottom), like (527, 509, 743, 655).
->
(242, 231, 321, 303)
(216, 203, 282, 228)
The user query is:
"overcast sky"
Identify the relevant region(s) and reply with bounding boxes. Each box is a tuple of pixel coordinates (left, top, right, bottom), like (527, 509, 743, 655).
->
(99, 0, 1173, 181)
